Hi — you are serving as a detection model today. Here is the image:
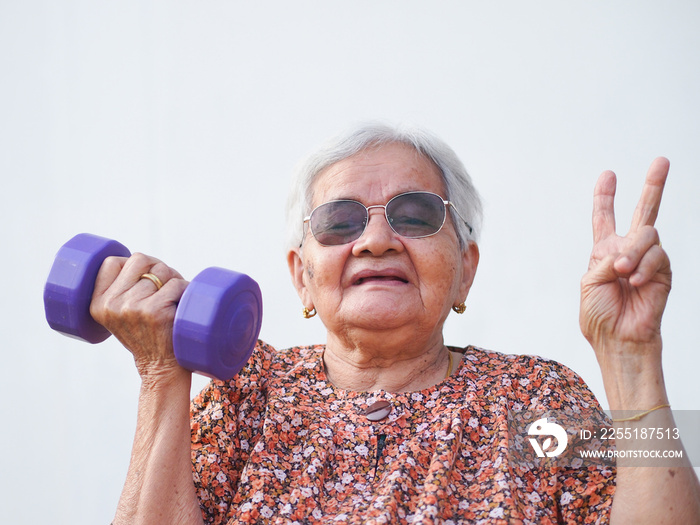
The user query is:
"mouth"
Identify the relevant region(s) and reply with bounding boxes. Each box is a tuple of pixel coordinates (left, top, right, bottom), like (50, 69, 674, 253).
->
(352, 270, 409, 286)
(354, 276, 408, 285)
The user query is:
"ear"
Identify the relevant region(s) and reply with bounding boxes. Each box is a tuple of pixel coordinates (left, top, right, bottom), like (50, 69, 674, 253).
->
(457, 241, 480, 304)
(287, 247, 314, 310)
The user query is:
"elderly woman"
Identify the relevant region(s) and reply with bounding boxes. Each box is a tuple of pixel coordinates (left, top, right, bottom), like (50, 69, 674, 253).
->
(93, 123, 699, 524)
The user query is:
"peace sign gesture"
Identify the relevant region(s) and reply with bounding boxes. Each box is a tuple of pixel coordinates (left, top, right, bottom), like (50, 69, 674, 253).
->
(580, 157, 672, 357)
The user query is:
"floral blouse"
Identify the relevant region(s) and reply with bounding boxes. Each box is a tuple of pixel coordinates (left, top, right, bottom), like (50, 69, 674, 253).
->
(190, 342, 615, 524)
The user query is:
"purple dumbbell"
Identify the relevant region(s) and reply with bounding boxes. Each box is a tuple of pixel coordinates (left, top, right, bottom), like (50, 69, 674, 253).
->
(44, 233, 262, 381)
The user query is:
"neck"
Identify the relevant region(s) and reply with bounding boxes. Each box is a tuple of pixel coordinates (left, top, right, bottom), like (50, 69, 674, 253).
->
(323, 331, 453, 392)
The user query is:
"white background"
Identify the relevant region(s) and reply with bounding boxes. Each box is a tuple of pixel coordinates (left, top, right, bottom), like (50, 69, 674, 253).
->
(1, 2, 699, 523)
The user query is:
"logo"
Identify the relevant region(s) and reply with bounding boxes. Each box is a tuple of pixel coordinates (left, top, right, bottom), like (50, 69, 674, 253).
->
(527, 417, 568, 458)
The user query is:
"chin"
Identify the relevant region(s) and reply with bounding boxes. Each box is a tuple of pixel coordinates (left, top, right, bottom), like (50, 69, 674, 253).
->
(345, 303, 417, 330)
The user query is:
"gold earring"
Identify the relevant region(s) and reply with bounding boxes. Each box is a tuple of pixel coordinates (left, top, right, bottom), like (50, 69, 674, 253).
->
(452, 302, 466, 314)
(302, 307, 317, 319)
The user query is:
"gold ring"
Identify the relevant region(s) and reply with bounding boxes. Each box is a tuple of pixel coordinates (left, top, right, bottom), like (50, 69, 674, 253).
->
(140, 272, 164, 291)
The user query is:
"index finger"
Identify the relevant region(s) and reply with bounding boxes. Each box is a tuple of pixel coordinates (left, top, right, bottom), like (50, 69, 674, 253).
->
(629, 156, 670, 231)
(592, 169, 618, 244)
(92, 255, 129, 300)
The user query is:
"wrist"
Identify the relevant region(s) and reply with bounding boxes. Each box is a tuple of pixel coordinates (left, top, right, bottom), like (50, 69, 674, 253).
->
(136, 356, 191, 387)
(594, 341, 668, 410)
(138, 365, 192, 404)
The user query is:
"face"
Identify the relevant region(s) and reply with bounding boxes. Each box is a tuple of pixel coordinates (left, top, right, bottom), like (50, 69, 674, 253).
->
(287, 142, 479, 341)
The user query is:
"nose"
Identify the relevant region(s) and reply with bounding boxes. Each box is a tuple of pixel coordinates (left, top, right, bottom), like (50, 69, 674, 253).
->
(351, 206, 404, 256)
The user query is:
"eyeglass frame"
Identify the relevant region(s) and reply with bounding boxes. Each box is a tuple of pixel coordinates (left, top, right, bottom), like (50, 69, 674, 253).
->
(302, 190, 473, 247)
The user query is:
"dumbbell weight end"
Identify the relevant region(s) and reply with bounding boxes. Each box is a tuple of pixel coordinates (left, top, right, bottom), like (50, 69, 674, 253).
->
(44, 233, 131, 344)
(174, 267, 262, 381)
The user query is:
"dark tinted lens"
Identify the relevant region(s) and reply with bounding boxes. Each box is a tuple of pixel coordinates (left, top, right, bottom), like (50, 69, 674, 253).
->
(310, 200, 368, 245)
(386, 192, 445, 238)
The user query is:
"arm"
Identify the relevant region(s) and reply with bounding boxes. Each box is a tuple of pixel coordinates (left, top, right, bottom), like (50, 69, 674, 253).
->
(90, 253, 204, 525)
(114, 369, 203, 525)
(580, 157, 700, 524)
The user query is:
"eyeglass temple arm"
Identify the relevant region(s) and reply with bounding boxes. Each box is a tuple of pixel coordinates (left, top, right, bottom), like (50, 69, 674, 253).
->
(445, 201, 473, 235)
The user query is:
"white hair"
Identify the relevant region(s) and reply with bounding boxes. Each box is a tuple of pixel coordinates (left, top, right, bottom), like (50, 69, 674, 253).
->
(285, 122, 483, 252)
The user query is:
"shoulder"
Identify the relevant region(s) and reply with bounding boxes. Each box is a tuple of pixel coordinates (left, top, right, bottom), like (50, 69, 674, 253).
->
(456, 345, 602, 411)
(267, 342, 325, 376)
(192, 340, 323, 407)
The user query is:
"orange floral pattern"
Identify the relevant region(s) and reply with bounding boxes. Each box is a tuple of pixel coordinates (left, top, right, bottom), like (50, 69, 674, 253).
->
(191, 342, 614, 524)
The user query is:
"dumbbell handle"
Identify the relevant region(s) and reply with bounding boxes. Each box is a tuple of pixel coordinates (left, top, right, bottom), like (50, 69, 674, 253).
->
(44, 233, 262, 380)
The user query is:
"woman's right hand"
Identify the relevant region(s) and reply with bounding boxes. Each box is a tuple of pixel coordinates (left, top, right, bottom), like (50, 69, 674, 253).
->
(92, 254, 205, 524)
(89, 253, 190, 380)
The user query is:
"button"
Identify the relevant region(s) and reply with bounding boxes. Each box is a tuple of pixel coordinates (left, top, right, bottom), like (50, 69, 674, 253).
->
(364, 400, 392, 421)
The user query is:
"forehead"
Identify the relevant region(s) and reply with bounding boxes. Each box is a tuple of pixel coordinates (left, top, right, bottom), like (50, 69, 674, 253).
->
(311, 142, 445, 205)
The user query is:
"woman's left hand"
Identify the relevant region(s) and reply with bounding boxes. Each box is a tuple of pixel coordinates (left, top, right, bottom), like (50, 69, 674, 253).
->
(579, 157, 672, 358)
(581, 160, 700, 525)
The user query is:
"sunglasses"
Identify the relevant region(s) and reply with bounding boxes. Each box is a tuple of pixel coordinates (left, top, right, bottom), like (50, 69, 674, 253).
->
(303, 191, 472, 246)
